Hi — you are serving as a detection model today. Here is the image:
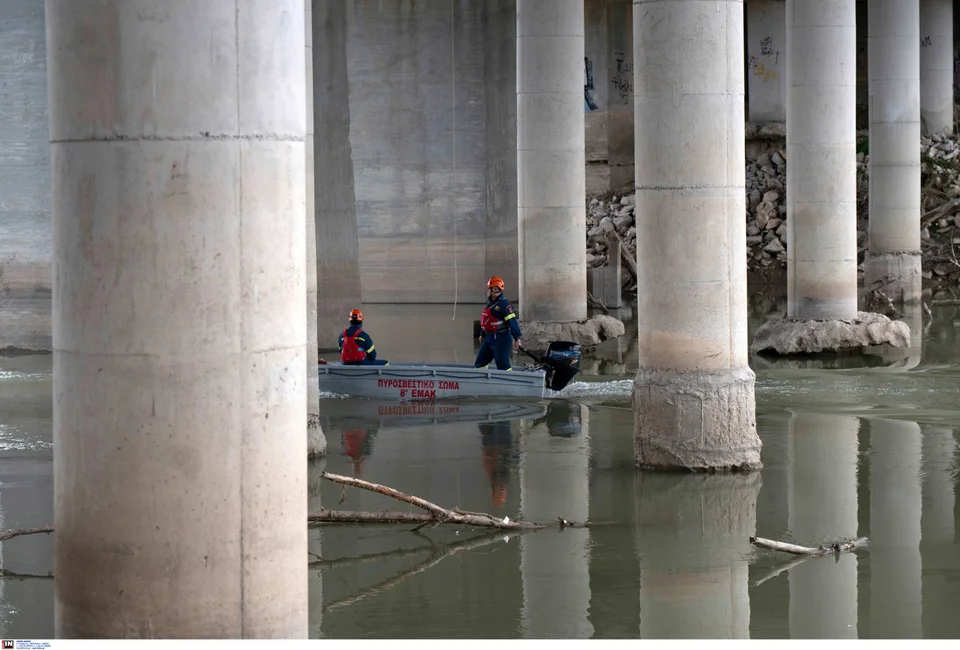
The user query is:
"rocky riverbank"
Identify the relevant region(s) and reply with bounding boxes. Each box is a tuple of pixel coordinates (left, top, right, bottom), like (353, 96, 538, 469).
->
(586, 133, 960, 296)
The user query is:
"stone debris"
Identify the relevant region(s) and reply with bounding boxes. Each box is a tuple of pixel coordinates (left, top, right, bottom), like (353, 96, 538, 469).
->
(585, 131, 960, 298)
(749, 311, 910, 356)
(523, 314, 626, 350)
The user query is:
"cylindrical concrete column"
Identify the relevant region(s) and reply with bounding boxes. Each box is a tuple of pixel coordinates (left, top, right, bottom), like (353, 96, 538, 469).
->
(920, 0, 954, 135)
(635, 473, 757, 638)
(305, 0, 326, 458)
(866, 0, 922, 303)
(517, 0, 587, 323)
(631, 0, 761, 470)
(869, 418, 923, 638)
(786, 412, 859, 639)
(518, 408, 592, 638)
(48, 0, 308, 638)
(786, 1, 858, 320)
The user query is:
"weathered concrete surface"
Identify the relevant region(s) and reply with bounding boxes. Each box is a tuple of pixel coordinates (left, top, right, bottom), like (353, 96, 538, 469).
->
(484, 0, 519, 292)
(48, 0, 308, 637)
(785, 0, 858, 321)
(632, 0, 761, 471)
(306, 0, 327, 458)
(633, 368, 761, 471)
(313, 0, 362, 343)
(635, 473, 758, 637)
(920, 0, 954, 136)
(747, 0, 787, 123)
(866, 0, 923, 302)
(750, 311, 911, 355)
(517, 0, 588, 323)
(522, 314, 625, 349)
(344, 0, 491, 304)
(0, 0, 51, 352)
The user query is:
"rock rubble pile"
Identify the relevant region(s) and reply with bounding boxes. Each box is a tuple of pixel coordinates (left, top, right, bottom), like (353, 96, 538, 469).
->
(586, 132, 960, 296)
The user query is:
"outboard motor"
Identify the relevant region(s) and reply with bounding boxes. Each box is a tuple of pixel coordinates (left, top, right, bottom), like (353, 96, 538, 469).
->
(542, 341, 580, 391)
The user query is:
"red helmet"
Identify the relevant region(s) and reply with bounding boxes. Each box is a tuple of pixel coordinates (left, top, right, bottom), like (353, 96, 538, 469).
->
(487, 276, 505, 291)
(348, 308, 363, 322)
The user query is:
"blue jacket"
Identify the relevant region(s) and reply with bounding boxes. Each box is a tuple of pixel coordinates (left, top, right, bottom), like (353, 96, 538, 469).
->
(338, 324, 377, 361)
(484, 295, 522, 339)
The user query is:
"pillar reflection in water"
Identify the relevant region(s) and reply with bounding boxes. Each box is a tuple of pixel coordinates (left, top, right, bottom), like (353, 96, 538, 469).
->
(920, 425, 957, 636)
(787, 412, 859, 639)
(308, 456, 327, 637)
(869, 418, 923, 638)
(635, 473, 759, 638)
(519, 402, 592, 638)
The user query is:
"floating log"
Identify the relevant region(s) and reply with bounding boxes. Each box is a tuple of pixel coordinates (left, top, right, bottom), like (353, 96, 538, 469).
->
(749, 535, 868, 557)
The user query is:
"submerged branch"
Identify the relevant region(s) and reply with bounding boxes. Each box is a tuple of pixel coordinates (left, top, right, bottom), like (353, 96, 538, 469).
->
(750, 535, 868, 557)
(322, 530, 520, 612)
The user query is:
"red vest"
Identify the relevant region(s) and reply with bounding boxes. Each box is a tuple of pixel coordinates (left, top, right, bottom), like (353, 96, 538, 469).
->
(480, 306, 503, 333)
(341, 328, 367, 363)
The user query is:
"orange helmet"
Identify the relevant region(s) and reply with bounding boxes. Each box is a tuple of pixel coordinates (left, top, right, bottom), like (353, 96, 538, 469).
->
(348, 308, 363, 322)
(487, 276, 505, 291)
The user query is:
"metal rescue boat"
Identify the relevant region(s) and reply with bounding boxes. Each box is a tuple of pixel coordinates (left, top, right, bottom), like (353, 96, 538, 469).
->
(317, 341, 581, 400)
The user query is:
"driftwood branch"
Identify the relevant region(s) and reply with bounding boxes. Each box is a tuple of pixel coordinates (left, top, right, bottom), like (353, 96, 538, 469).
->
(319, 471, 586, 530)
(750, 535, 868, 557)
(0, 527, 53, 543)
(609, 230, 638, 282)
(931, 299, 960, 306)
(586, 291, 609, 314)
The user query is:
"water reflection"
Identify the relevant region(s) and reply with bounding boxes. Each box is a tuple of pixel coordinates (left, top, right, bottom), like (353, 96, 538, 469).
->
(0, 300, 958, 639)
(518, 403, 592, 639)
(786, 412, 859, 639)
(635, 473, 758, 639)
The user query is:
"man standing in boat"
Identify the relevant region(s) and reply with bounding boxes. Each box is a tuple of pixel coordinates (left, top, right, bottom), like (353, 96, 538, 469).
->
(474, 276, 523, 371)
(339, 309, 388, 365)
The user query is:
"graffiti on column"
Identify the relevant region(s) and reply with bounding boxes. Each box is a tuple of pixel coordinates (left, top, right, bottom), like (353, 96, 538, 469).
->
(921, 35, 932, 48)
(749, 35, 779, 83)
(584, 57, 598, 111)
(611, 51, 632, 105)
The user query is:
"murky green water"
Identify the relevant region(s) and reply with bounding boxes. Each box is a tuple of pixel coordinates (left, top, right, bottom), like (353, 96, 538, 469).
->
(1, 296, 958, 638)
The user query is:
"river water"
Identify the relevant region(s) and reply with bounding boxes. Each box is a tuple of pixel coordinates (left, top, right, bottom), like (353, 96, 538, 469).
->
(1, 293, 958, 639)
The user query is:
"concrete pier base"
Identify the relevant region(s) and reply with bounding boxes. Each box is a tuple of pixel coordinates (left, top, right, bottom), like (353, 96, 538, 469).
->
(750, 311, 910, 356)
(866, 0, 923, 303)
(48, 0, 308, 637)
(517, 0, 587, 323)
(633, 367, 761, 471)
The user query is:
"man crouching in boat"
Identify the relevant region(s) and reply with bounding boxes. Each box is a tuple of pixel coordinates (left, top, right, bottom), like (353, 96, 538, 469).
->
(475, 276, 523, 371)
(339, 309, 389, 365)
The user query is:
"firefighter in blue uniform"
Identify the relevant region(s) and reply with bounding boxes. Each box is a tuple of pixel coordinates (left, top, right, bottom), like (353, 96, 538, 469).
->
(474, 276, 523, 371)
(338, 309, 388, 365)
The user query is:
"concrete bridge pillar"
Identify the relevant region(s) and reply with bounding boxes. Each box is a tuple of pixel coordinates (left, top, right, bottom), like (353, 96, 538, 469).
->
(866, 0, 923, 303)
(631, 0, 761, 470)
(920, 0, 954, 135)
(869, 418, 923, 638)
(635, 474, 757, 638)
(519, 407, 592, 638)
(313, 0, 362, 345)
(785, 0, 858, 321)
(305, 0, 327, 458)
(787, 412, 859, 639)
(48, 0, 308, 637)
(516, 0, 587, 323)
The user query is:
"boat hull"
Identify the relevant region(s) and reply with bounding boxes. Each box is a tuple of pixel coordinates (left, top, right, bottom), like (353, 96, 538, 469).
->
(317, 362, 547, 400)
